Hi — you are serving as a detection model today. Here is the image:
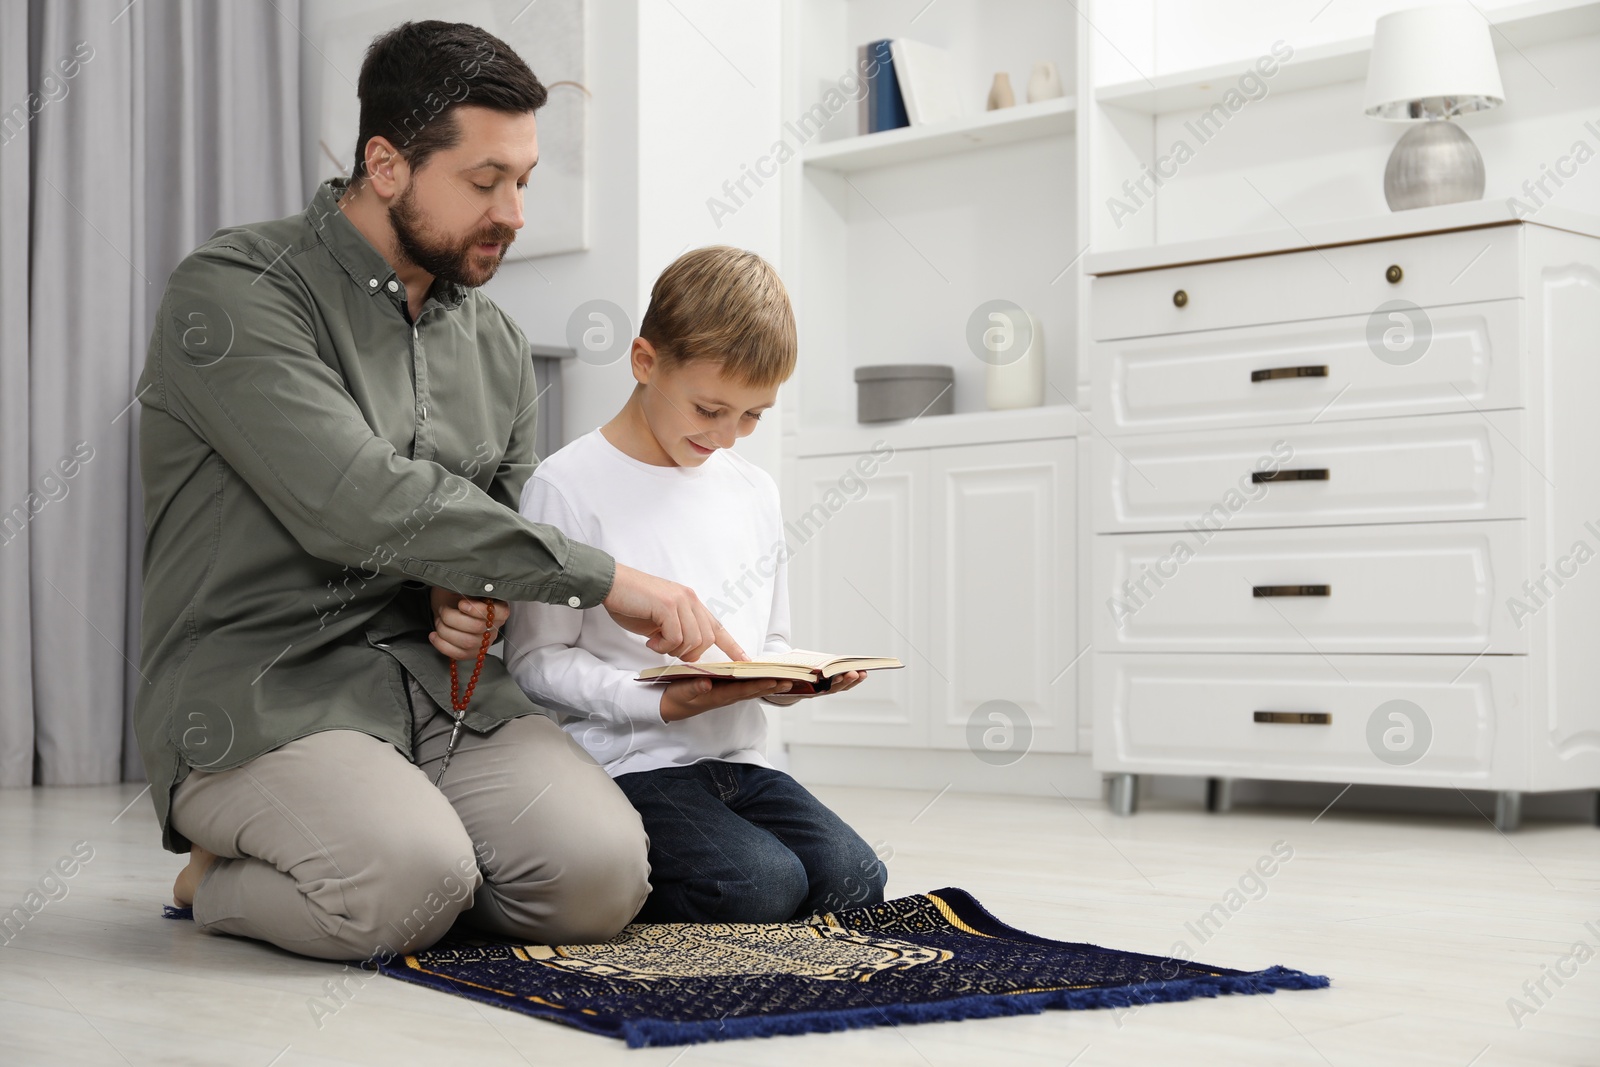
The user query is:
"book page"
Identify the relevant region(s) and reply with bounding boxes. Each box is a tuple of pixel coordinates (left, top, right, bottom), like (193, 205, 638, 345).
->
(739, 649, 836, 668)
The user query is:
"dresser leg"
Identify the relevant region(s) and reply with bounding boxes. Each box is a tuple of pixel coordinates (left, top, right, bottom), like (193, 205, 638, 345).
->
(1494, 790, 1523, 833)
(1205, 777, 1235, 814)
(1108, 773, 1139, 817)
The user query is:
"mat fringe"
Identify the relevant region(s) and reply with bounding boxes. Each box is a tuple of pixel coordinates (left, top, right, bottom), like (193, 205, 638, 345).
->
(619, 965, 1330, 1048)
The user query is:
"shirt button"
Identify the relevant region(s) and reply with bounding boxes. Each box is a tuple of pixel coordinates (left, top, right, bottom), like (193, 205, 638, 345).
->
(420, 404, 427, 420)
(567, 595, 581, 608)
(387, 280, 399, 292)
(368, 278, 378, 288)
(483, 583, 495, 592)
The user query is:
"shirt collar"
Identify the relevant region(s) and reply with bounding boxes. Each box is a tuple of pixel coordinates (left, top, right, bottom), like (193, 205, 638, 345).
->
(306, 177, 468, 313)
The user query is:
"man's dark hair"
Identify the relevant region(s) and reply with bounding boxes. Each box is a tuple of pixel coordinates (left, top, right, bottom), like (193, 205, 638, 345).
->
(351, 20, 546, 180)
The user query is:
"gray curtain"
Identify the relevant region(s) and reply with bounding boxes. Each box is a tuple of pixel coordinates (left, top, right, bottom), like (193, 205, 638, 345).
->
(0, 0, 302, 788)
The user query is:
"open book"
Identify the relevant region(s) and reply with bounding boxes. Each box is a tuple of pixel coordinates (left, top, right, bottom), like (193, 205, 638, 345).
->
(636, 650, 904, 693)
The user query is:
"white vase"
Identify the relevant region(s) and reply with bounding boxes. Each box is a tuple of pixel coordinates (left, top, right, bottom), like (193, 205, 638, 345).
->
(985, 311, 1045, 410)
(986, 72, 1015, 111)
(1027, 61, 1064, 103)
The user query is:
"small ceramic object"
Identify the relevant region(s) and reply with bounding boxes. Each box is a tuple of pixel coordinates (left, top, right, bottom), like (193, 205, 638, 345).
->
(985, 310, 1045, 411)
(1027, 61, 1064, 103)
(986, 72, 1015, 110)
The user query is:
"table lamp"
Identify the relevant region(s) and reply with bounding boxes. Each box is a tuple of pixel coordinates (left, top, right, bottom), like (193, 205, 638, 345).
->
(1364, 4, 1505, 211)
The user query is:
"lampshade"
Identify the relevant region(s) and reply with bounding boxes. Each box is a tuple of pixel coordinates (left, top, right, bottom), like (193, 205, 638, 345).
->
(1364, 4, 1505, 120)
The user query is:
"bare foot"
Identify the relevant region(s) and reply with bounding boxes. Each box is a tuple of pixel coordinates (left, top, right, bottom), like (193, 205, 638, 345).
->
(172, 845, 218, 907)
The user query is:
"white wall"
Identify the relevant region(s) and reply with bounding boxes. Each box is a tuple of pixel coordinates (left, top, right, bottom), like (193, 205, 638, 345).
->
(1090, 0, 1539, 86)
(1148, 0, 1534, 77)
(632, 0, 786, 475)
(481, 1, 641, 450)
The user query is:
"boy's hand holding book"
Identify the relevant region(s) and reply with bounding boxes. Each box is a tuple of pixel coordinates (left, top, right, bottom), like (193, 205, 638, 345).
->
(656, 670, 870, 721)
(640, 651, 901, 721)
(659, 676, 793, 722)
(759, 669, 868, 706)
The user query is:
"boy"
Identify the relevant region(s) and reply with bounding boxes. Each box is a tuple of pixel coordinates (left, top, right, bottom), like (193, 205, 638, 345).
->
(504, 246, 888, 924)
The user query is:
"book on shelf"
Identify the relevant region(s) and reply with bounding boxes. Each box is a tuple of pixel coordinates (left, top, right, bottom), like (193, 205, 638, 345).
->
(889, 39, 965, 126)
(863, 38, 910, 134)
(636, 650, 904, 694)
(857, 42, 871, 135)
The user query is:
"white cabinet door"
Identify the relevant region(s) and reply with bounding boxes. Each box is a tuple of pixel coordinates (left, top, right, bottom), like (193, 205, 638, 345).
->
(782, 450, 930, 747)
(927, 439, 1078, 756)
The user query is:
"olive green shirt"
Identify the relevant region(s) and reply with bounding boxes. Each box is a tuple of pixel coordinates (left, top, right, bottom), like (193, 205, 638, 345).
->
(135, 177, 616, 852)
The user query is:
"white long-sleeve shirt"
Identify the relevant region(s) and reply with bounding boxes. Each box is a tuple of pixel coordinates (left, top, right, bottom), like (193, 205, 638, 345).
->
(503, 428, 791, 777)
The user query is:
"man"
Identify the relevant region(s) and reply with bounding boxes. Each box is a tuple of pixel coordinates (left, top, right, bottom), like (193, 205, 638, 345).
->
(134, 20, 745, 962)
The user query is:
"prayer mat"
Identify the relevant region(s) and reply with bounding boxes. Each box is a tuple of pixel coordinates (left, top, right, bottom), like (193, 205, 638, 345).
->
(359, 888, 1329, 1046)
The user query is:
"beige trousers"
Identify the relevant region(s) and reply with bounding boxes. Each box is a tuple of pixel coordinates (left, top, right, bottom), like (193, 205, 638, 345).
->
(168, 673, 651, 961)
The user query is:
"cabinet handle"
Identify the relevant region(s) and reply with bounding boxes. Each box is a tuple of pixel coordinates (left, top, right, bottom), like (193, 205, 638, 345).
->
(1173, 289, 1188, 308)
(1252, 468, 1330, 483)
(1251, 365, 1328, 382)
(1252, 584, 1331, 598)
(1386, 264, 1403, 284)
(1254, 711, 1332, 725)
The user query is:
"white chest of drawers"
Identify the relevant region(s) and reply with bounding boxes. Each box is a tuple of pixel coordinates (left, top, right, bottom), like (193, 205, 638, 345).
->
(1085, 205, 1600, 829)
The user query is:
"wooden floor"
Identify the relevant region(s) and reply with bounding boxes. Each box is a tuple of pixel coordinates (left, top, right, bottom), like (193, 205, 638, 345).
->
(3, 780, 1596, 1066)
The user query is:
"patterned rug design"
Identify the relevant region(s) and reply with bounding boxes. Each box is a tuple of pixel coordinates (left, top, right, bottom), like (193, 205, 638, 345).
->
(366, 888, 1330, 1046)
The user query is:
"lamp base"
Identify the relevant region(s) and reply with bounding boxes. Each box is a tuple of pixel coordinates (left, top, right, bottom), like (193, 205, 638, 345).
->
(1384, 120, 1486, 211)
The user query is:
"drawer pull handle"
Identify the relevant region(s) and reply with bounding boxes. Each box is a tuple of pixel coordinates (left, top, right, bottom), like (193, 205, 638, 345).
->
(1254, 711, 1332, 725)
(1173, 289, 1188, 308)
(1251, 365, 1328, 382)
(1253, 584, 1331, 598)
(1252, 468, 1330, 483)
(1385, 264, 1403, 284)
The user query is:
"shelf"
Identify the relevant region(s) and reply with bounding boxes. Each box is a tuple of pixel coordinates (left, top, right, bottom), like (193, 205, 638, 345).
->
(1082, 200, 1600, 276)
(1096, 0, 1600, 114)
(801, 96, 1076, 173)
(790, 405, 1080, 458)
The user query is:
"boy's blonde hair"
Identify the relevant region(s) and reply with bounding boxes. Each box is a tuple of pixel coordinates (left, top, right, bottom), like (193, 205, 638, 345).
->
(639, 246, 797, 388)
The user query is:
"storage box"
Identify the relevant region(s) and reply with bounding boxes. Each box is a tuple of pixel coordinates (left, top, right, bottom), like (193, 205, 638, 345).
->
(853, 364, 954, 423)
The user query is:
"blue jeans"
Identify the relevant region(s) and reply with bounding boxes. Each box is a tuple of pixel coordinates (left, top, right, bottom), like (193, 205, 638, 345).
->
(615, 761, 888, 924)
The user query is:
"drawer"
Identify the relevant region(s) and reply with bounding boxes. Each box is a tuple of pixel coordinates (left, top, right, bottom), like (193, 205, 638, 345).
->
(1092, 299, 1520, 435)
(1092, 652, 1515, 784)
(1093, 519, 1526, 654)
(1091, 224, 1521, 341)
(1094, 410, 1526, 533)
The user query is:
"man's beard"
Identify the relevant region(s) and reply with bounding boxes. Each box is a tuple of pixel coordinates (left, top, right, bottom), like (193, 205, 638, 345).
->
(389, 183, 517, 288)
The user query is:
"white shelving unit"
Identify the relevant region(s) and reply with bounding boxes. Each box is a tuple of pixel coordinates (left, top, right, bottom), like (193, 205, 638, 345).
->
(778, 0, 1600, 811)
(781, 0, 1083, 434)
(778, 0, 1089, 784)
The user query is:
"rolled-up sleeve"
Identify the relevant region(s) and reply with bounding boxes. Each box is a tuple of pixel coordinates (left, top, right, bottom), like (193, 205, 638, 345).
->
(150, 238, 614, 608)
